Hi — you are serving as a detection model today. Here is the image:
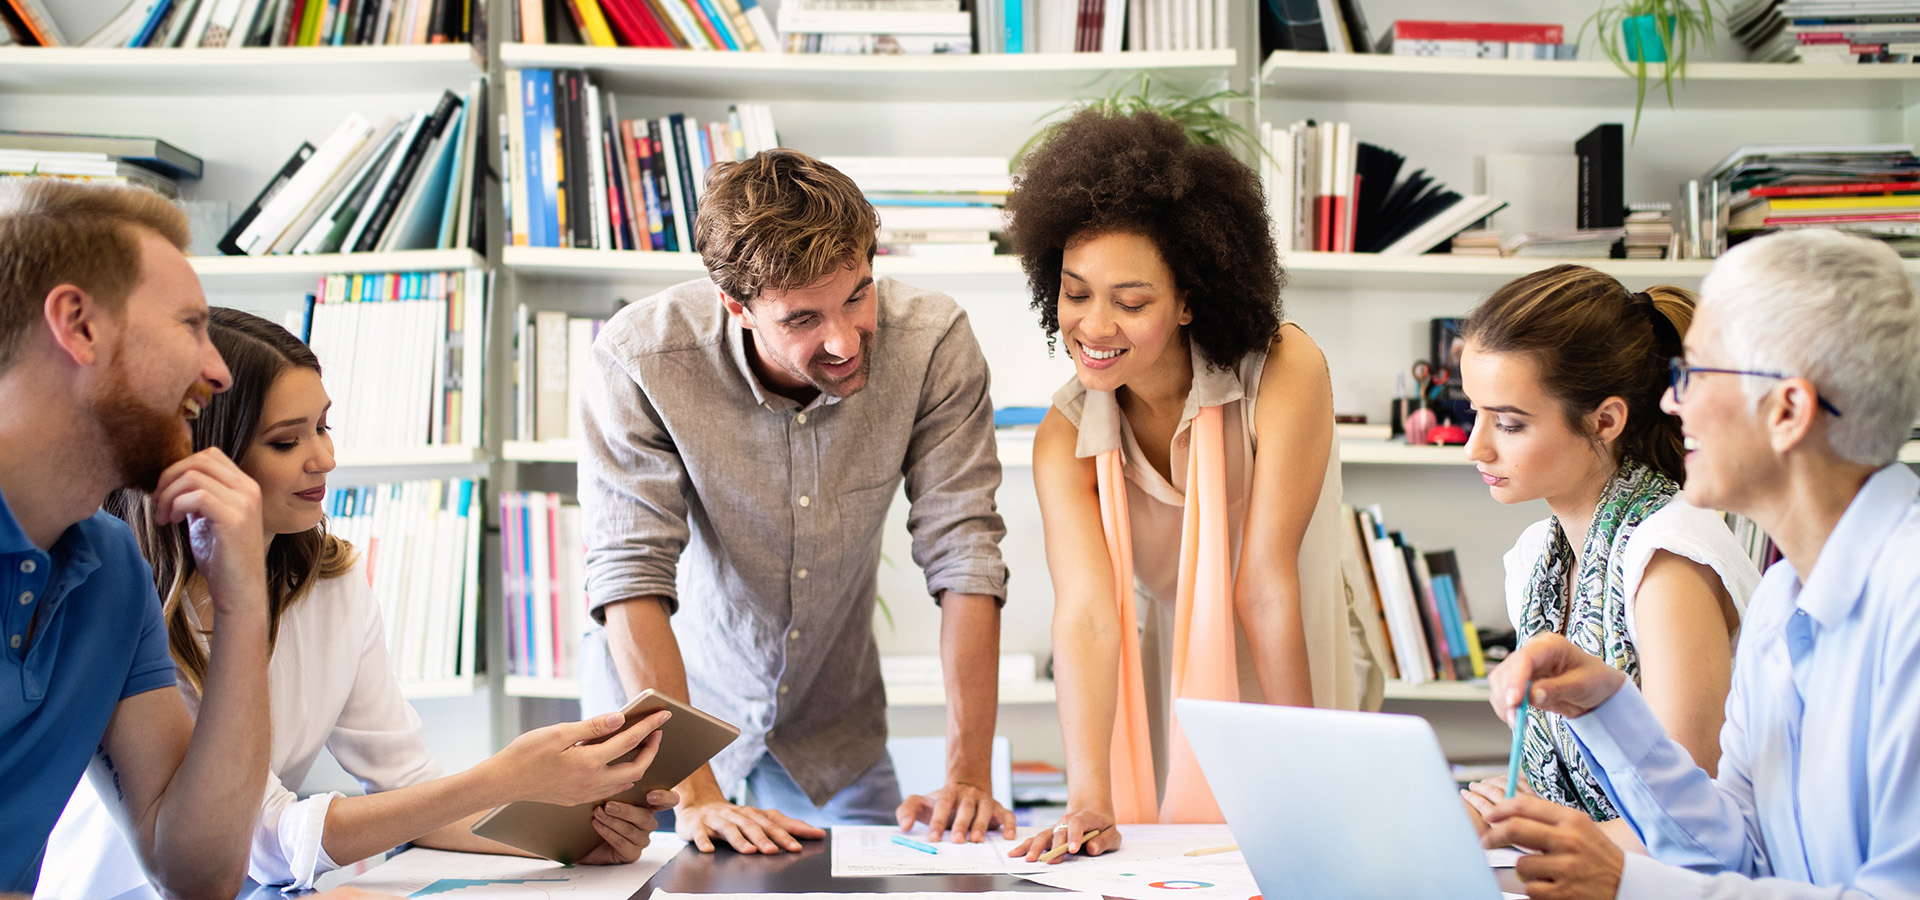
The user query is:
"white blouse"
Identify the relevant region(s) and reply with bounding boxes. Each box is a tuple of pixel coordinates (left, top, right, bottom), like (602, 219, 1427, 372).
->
(1502, 493, 1761, 649)
(36, 557, 442, 898)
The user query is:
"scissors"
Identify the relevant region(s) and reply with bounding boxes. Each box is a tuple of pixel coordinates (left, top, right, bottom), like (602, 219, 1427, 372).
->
(1410, 360, 1451, 403)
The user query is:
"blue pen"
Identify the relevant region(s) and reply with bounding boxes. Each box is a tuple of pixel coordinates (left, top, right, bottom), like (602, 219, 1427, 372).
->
(1505, 679, 1532, 799)
(892, 833, 939, 855)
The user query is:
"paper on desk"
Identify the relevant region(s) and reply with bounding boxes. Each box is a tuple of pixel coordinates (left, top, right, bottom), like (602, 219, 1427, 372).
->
(346, 835, 686, 898)
(1013, 825, 1259, 900)
(828, 825, 1044, 877)
(660, 893, 1098, 900)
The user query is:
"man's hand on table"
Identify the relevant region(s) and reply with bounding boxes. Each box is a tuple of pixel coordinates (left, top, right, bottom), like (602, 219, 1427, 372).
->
(677, 795, 825, 854)
(896, 782, 1016, 842)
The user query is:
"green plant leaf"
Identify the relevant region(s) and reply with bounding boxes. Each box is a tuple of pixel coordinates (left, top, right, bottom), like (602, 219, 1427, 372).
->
(1012, 71, 1265, 171)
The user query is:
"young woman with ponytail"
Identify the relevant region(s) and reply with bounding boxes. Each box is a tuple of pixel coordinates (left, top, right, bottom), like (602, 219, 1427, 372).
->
(1455, 266, 1760, 851)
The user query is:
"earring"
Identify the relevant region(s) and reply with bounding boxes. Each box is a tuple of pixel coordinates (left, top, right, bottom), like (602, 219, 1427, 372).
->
(1047, 334, 1057, 358)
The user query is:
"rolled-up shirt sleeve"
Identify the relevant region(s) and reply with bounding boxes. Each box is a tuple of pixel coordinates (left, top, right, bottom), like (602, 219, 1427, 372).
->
(902, 308, 1007, 603)
(580, 328, 693, 619)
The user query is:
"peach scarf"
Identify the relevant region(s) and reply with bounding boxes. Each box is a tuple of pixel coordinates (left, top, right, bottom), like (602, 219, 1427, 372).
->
(1096, 404, 1238, 824)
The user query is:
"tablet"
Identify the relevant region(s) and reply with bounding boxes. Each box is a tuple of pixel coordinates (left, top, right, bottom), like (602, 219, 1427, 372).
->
(470, 689, 740, 863)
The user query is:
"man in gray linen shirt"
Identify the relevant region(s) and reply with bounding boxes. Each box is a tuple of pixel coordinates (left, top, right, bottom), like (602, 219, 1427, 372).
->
(577, 148, 1014, 855)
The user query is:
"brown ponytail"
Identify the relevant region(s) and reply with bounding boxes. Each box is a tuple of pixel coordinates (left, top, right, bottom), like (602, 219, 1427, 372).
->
(1463, 265, 1693, 482)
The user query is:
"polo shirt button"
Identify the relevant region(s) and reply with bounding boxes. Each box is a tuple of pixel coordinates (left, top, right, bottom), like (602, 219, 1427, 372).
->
(18, 560, 34, 574)
(797, 568, 808, 580)
(779, 684, 790, 695)
(17, 592, 30, 605)
(798, 495, 811, 508)
(8, 634, 18, 649)
(790, 630, 801, 640)
(797, 413, 808, 425)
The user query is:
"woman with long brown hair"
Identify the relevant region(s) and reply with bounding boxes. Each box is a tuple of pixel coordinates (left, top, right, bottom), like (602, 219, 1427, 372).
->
(1456, 265, 1759, 850)
(40, 309, 670, 898)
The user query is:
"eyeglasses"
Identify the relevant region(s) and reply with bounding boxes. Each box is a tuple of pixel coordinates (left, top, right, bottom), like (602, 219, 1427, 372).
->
(1668, 357, 1842, 418)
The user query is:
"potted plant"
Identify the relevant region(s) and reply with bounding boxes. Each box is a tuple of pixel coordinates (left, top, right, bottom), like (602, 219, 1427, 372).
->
(1015, 72, 1261, 167)
(1582, 0, 1721, 138)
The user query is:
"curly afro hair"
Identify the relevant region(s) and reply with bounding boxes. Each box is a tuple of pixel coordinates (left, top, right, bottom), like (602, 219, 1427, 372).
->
(1005, 107, 1286, 370)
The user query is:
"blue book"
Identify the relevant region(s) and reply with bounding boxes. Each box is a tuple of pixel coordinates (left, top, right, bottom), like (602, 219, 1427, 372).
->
(1005, 0, 1023, 52)
(435, 93, 473, 250)
(1431, 574, 1469, 673)
(691, 0, 742, 49)
(130, 0, 176, 48)
(520, 70, 551, 248)
(535, 72, 562, 248)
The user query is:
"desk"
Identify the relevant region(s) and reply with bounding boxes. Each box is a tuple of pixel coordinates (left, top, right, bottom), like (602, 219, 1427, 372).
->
(638, 834, 1061, 899)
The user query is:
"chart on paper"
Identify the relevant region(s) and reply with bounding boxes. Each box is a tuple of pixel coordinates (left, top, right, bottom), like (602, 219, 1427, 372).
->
(1013, 825, 1258, 900)
(346, 838, 685, 898)
(829, 826, 1046, 876)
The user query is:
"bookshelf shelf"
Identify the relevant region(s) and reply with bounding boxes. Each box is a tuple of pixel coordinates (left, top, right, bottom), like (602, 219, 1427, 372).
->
(333, 445, 488, 468)
(1382, 679, 1492, 703)
(0, 46, 484, 95)
(1340, 441, 1473, 466)
(399, 675, 484, 700)
(504, 676, 583, 699)
(502, 439, 580, 462)
(1283, 251, 1717, 291)
(886, 680, 1057, 707)
(1259, 51, 1920, 110)
(503, 246, 1022, 283)
(190, 249, 486, 289)
(500, 45, 1236, 102)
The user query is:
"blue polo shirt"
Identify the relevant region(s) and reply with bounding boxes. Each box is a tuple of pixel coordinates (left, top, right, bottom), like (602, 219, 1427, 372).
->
(0, 485, 174, 893)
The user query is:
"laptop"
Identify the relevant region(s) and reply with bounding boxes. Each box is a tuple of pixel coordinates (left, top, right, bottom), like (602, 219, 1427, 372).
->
(1177, 698, 1508, 900)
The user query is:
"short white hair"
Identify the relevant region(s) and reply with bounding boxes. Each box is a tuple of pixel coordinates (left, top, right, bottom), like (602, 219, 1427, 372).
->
(1699, 229, 1920, 466)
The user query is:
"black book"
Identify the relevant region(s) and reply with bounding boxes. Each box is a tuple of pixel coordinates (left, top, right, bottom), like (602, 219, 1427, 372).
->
(1351, 142, 1404, 251)
(315, 126, 405, 254)
(1264, 0, 1327, 52)
(219, 141, 313, 256)
(550, 70, 576, 247)
(1334, 0, 1372, 52)
(545, 0, 583, 44)
(668, 113, 699, 241)
(465, 83, 489, 254)
(1576, 123, 1625, 230)
(562, 71, 594, 249)
(645, 119, 675, 251)
(353, 90, 463, 252)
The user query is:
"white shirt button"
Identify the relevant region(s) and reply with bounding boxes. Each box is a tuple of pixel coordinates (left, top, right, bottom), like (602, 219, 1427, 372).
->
(18, 560, 35, 574)
(17, 592, 30, 605)
(779, 684, 790, 695)
(797, 568, 809, 580)
(789, 630, 801, 640)
(796, 413, 808, 425)
(798, 495, 811, 508)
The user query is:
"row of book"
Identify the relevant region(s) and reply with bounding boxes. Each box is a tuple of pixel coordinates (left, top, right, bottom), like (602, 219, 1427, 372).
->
(1260, 119, 1505, 256)
(822, 155, 1008, 257)
(505, 69, 779, 251)
(1336, 503, 1488, 685)
(1373, 20, 1575, 59)
(1734, 0, 1920, 63)
(6, 0, 479, 47)
(500, 491, 588, 681)
(0, 138, 193, 199)
(1713, 142, 1920, 257)
(221, 81, 487, 257)
(511, 0, 777, 50)
(303, 268, 487, 453)
(327, 478, 484, 687)
(513, 308, 607, 445)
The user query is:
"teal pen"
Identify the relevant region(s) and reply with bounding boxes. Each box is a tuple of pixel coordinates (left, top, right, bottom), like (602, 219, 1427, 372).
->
(1505, 679, 1532, 799)
(892, 833, 940, 855)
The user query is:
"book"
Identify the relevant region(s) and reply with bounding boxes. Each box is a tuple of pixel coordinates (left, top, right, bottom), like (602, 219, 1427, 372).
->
(1378, 195, 1508, 256)
(0, 132, 203, 181)
(352, 91, 462, 252)
(1576, 124, 1625, 232)
(237, 115, 374, 255)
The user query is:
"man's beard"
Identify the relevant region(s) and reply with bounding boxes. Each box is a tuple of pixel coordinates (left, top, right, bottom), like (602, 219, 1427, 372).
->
(94, 357, 195, 492)
(800, 331, 874, 398)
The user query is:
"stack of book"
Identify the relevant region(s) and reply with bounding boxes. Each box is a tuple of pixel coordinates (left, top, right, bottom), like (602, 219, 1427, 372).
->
(778, 0, 972, 54)
(820, 156, 1007, 257)
(0, 131, 202, 199)
(303, 268, 487, 454)
(1624, 204, 1673, 259)
(1337, 503, 1489, 686)
(326, 478, 483, 688)
(1375, 20, 1576, 58)
(1499, 228, 1625, 258)
(1447, 229, 1501, 256)
(507, 69, 779, 251)
(512, 309, 608, 445)
(1715, 142, 1920, 255)
(500, 491, 586, 681)
(1261, 119, 1506, 256)
(509, 0, 778, 50)
(64, 0, 482, 48)
(221, 82, 488, 257)
(1731, 0, 1920, 63)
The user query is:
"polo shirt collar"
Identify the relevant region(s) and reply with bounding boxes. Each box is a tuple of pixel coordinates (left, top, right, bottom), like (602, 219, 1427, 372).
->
(1072, 341, 1245, 459)
(1794, 462, 1918, 627)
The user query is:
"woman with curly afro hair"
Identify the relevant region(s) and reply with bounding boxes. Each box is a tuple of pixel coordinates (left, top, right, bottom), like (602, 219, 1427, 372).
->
(1007, 108, 1383, 860)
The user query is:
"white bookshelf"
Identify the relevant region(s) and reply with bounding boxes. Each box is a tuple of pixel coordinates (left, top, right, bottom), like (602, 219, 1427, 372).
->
(1382, 679, 1492, 703)
(499, 45, 1237, 102)
(190, 249, 485, 290)
(331, 445, 489, 468)
(1260, 50, 1920, 109)
(504, 675, 584, 699)
(502, 246, 1022, 284)
(0, 45, 483, 95)
(400, 675, 486, 700)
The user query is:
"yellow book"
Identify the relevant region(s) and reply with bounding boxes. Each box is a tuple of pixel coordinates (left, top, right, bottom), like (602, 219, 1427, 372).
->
(1768, 193, 1920, 211)
(574, 0, 621, 47)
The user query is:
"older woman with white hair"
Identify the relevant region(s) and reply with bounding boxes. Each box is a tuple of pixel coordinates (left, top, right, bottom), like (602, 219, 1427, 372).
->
(1474, 228, 1920, 900)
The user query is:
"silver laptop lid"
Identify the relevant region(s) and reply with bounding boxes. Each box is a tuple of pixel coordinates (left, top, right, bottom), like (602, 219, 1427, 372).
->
(1177, 698, 1502, 900)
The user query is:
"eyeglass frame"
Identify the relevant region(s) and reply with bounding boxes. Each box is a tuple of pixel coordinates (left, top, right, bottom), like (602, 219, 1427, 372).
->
(1667, 357, 1843, 418)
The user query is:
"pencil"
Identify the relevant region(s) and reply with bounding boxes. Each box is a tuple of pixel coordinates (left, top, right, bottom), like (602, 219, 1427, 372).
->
(1505, 679, 1532, 800)
(1038, 828, 1104, 863)
(1184, 844, 1238, 857)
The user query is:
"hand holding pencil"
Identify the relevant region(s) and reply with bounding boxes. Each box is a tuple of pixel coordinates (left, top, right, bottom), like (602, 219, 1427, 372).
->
(1486, 633, 1628, 723)
(1008, 810, 1119, 863)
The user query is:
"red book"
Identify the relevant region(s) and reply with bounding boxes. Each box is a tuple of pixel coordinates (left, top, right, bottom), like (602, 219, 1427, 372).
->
(1749, 180, 1920, 198)
(1314, 195, 1334, 252)
(602, 0, 669, 46)
(670, 0, 728, 49)
(1391, 20, 1563, 43)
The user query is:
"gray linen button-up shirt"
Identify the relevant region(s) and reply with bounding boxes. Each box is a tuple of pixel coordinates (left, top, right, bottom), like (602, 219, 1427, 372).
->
(578, 275, 1008, 805)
